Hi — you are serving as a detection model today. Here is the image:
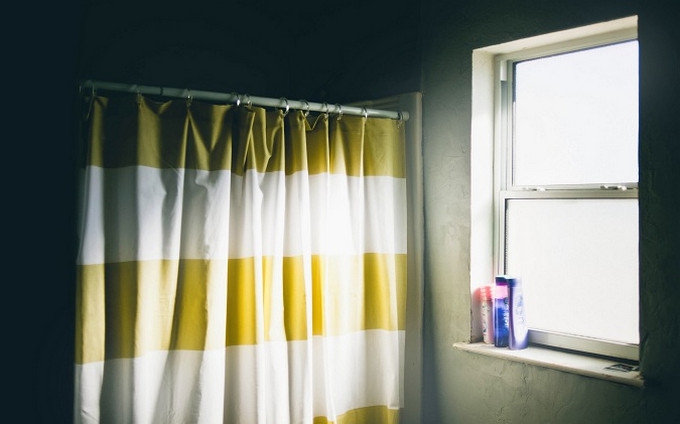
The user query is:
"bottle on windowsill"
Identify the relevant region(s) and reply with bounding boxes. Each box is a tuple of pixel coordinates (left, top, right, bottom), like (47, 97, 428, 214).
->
(493, 276, 509, 347)
(508, 277, 529, 350)
(480, 285, 494, 344)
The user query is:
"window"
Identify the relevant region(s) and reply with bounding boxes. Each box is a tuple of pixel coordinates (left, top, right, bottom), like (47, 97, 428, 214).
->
(471, 16, 639, 362)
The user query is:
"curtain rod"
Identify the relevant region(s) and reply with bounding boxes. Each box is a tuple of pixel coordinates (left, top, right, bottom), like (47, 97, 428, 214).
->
(79, 80, 409, 121)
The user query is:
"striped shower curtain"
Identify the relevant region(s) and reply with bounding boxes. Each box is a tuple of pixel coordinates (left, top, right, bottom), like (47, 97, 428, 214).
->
(74, 92, 407, 424)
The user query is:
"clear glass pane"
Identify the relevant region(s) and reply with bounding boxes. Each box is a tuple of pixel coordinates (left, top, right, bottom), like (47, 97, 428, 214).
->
(513, 41, 639, 186)
(505, 198, 639, 344)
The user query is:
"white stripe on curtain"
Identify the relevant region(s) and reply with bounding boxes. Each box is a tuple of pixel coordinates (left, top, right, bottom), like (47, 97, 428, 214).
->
(77, 169, 406, 263)
(75, 93, 406, 424)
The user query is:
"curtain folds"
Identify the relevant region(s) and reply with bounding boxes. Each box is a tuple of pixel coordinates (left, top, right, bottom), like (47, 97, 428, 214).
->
(75, 93, 407, 424)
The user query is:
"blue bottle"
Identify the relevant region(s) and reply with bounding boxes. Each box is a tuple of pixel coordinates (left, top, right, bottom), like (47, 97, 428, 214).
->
(493, 276, 509, 347)
(508, 277, 529, 349)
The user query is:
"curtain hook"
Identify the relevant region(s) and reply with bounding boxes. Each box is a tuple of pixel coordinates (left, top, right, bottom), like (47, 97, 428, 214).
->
(133, 84, 142, 105)
(234, 93, 241, 107)
(280, 97, 290, 117)
(362, 107, 369, 119)
(185, 89, 193, 108)
(82, 83, 96, 121)
(243, 94, 252, 108)
(321, 102, 329, 119)
(397, 111, 404, 128)
(335, 103, 343, 120)
(300, 100, 310, 117)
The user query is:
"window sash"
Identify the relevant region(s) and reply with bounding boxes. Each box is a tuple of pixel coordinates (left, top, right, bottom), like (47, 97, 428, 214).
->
(497, 192, 639, 363)
(510, 41, 639, 188)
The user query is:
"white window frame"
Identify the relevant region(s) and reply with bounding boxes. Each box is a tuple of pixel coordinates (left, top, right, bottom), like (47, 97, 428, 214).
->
(470, 16, 639, 362)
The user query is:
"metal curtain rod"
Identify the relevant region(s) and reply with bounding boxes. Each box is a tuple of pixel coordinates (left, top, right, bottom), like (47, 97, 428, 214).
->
(79, 80, 409, 121)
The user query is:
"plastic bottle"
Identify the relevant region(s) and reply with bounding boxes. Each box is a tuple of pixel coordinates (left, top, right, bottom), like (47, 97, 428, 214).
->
(507, 277, 529, 350)
(493, 276, 509, 347)
(480, 286, 494, 344)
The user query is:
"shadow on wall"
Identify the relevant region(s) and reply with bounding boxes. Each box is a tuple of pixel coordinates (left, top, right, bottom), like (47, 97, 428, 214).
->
(76, 1, 421, 103)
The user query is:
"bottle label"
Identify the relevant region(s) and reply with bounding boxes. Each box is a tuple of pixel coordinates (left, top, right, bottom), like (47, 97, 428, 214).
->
(508, 280, 529, 350)
(481, 298, 494, 344)
(493, 297, 509, 347)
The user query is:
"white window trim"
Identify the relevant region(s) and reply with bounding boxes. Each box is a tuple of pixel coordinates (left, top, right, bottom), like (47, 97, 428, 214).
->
(470, 16, 639, 363)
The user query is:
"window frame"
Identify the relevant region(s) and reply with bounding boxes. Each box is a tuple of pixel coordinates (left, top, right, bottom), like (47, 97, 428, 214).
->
(490, 21, 639, 362)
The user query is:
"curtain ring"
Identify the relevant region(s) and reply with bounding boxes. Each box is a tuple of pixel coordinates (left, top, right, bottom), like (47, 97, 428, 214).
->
(133, 85, 142, 105)
(280, 97, 290, 117)
(321, 102, 329, 119)
(397, 111, 404, 128)
(300, 100, 310, 117)
(362, 107, 369, 119)
(82, 83, 96, 121)
(186, 89, 193, 108)
(335, 103, 343, 120)
(243, 94, 252, 107)
(234, 93, 241, 107)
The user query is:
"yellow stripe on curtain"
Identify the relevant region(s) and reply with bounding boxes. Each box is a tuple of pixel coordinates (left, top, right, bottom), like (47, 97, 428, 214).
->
(76, 253, 406, 364)
(75, 259, 228, 364)
(75, 92, 406, 424)
(314, 405, 400, 424)
(85, 96, 404, 177)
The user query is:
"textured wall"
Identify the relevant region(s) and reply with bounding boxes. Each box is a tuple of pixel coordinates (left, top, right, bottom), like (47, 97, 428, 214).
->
(420, 0, 680, 422)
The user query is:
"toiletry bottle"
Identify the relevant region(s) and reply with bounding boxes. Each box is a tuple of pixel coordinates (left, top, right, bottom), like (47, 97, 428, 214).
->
(508, 277, 528, 349)
(493, 276, 509, 347)
(480, 285, 494, 344)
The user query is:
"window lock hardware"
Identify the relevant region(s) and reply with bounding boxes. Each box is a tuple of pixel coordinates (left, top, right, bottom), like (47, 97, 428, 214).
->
(600, 185, 628, 191)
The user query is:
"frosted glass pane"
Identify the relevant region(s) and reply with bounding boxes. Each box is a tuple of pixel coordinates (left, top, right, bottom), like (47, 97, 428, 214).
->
(505, 198, 638, 344)
(514, 41, 638, 186)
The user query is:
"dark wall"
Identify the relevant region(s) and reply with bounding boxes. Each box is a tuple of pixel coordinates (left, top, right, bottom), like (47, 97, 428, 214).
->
(75, 0, 421, 103)
(8, 1, 82, 423)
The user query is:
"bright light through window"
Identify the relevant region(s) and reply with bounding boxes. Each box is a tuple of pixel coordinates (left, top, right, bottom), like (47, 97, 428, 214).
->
(500, 35, 639, 359)
(513, 41, 639, 187)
